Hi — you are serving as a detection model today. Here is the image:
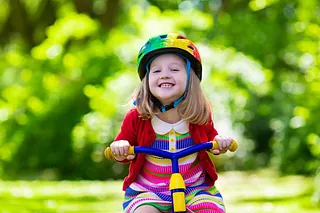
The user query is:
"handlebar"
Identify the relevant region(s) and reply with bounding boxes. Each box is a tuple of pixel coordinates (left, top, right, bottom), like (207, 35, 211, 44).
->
(105, 140, 238, 160)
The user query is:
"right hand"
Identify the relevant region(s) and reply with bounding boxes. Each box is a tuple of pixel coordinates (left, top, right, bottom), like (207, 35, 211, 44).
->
(110, 140, 136, 161)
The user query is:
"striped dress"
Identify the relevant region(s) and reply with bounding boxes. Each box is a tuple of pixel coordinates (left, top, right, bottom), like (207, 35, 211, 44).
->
(123, 116, 225, 213)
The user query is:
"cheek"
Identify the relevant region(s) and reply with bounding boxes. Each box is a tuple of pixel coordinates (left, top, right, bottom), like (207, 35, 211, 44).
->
(148, 77, 154, 87)
(179, 81, 187, 91)
(178, 75, 187, 88)
(148, 78, 157, 93)
(148, 75, 158, 85)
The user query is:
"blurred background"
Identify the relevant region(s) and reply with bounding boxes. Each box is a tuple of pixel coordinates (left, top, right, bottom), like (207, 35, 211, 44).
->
(0, 0, 319, 212)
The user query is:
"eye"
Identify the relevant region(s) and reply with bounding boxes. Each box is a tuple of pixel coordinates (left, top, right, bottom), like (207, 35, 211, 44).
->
(152, 69, 161, 73)
(171, 68, 180, 72)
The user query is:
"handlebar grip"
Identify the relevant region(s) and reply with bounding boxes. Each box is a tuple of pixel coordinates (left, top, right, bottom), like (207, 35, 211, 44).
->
(104, 147, 113, 160)
(212, 140, 238, 152)
(104, 146, 135, 160)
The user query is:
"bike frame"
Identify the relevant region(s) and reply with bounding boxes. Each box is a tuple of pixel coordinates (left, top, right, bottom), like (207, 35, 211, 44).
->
(105, 141, 237, 213)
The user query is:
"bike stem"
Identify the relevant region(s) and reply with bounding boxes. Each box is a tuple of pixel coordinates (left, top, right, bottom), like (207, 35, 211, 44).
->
(170, 157, 186, 213)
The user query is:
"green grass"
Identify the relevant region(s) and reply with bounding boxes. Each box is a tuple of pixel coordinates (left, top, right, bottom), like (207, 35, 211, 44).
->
(0, 169, 318, 213)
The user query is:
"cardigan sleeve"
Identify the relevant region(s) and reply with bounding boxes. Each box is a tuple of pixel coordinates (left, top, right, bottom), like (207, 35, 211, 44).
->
(113, 109, 139, 163)
(114, 108, 138, 146)
(205, 115, 219, 141)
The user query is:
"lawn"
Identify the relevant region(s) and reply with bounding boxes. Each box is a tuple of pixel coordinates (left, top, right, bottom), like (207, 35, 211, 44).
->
(0, 169, 318, 213)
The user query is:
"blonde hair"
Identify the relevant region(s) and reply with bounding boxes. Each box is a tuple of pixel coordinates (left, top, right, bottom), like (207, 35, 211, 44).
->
(132, 69, 212, 125)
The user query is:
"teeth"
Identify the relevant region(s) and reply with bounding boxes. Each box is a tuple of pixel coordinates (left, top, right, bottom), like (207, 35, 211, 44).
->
(160, 84, 173, 88)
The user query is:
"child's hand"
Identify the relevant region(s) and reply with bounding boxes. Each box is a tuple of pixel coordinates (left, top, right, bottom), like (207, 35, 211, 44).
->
(210, 135, 233, 155)
(110, 140, 136, 161)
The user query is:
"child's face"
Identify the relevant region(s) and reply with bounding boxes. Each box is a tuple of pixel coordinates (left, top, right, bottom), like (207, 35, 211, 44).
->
(148, 54, 187, 106)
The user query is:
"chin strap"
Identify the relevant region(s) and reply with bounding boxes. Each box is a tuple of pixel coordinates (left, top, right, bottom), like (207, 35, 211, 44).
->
(152, 92, 188, 112)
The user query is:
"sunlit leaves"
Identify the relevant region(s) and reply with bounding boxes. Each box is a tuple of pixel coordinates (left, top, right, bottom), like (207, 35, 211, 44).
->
(0, 108, 9, 122)
(249, 0, 278, 11)
(6, 50, 25, 68)
(104, 30, 140, 62)
(27, 96, 45, 115)
(2, 84, 29, 109)
(293, 106, 310, 120)
(63, 53, 84, 70)
(31, 13, 99, 60)
(43, 73, 61, 92)
(201, 45, 272, 95)
(74, 71, 138, 151)
(307, 133, 320, 156)
(21, 0, 42, 20)
(128, 5, 213, 39)
(20, 69, 33, 83)
(72, 112, 113, 148)
(47, 14, 98, 41)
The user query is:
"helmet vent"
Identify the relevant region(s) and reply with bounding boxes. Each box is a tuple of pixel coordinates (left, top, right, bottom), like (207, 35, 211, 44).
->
(159, 34, 167, 39)
(177, 35, 186, 39)
(188, 45, 194, 50)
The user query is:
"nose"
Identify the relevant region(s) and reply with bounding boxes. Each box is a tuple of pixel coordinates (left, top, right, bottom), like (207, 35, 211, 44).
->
(160, 75, 171, 79)
(160, 69, 172, 79)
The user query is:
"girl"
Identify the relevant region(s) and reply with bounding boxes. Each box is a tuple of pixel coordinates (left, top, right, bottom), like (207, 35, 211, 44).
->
(110, 33, 234, 213)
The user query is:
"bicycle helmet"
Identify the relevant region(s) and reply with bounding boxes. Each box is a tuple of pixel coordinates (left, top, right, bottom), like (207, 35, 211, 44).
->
(137, 33, 202, 80)
(136, 33, 202, 112)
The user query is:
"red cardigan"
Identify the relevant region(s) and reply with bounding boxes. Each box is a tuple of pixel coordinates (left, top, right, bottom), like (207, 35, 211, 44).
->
(115, 108, 219, 191)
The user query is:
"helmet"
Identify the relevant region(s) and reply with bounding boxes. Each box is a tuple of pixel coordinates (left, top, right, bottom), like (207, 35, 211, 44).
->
(137, 33, 202, 80)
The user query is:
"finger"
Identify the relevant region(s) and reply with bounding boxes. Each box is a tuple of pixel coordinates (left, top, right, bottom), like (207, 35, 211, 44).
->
(110, 143, 115, 154)
(210, 149, 220, 155)
(120, 140, 130, 155)
(215, 136, 224, 149)
(113, 147, 119, 156)
(110, 144, 117, 155)
(217, 140, 224, 150)
(126, 154, 136, 160)
(222, 140, 228, 149)
(220, 148, 228, 153)
(214, 135, 222, 140)
(115, 147, 121, 156)
(118, 143, 125, 156)
(218, 140, 224, 150)
(222, 139, 232, 150)
(224, 137, 231, 147)
(110, 142, 120, 155)
(123, 144, 129, 156)
(120, 140, 129, 155)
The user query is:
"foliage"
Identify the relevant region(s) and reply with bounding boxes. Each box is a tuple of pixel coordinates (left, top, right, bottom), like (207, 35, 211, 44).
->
(0, 0, 319, 201)
(220, 0, 320, 175)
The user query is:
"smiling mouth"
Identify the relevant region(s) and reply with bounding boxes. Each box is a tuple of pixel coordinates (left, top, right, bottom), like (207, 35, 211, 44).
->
(159, 83, 174, 88)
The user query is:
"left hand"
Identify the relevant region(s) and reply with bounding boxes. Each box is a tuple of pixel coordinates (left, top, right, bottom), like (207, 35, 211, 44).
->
(210, 135, 233, 155)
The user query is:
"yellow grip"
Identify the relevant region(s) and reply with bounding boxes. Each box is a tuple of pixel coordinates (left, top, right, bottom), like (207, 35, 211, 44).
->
(104, 147, 113, 160)
(212, 140, 238, 152)
(104, 146, 135, 160)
